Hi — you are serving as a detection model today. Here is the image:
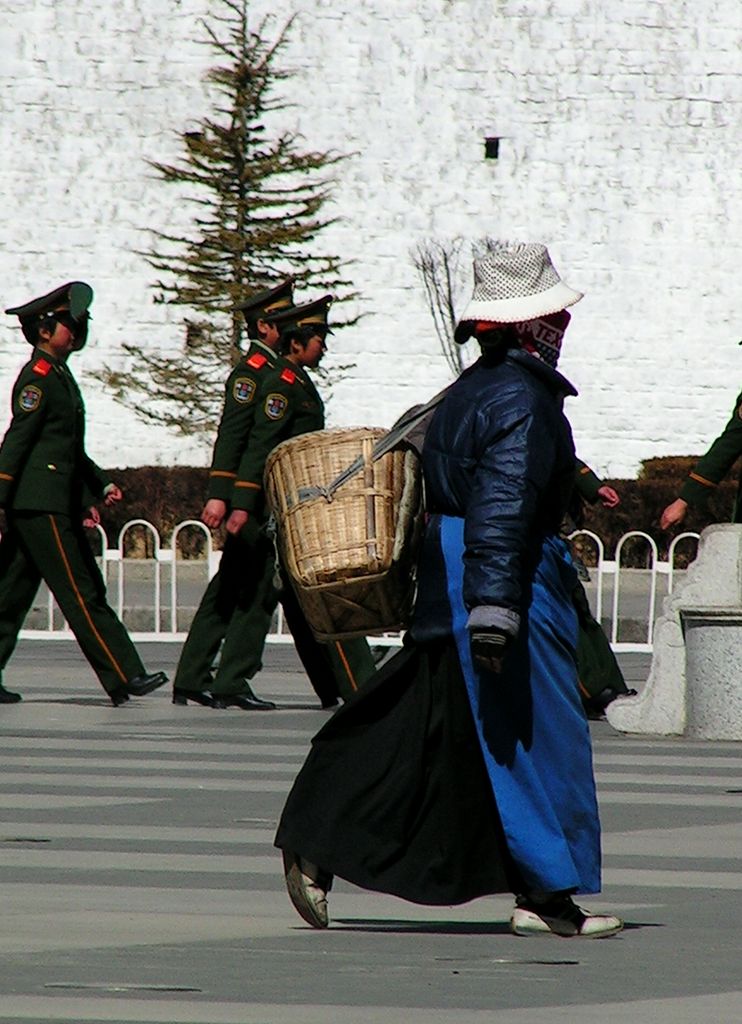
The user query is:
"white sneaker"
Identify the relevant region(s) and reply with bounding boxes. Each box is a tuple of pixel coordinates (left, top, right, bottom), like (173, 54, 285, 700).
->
(510, 895, 623, 938)
(282, 850, 330, 929)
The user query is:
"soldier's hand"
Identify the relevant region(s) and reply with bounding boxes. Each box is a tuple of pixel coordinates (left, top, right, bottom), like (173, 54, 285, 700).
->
(597, 485, 620, 509)
(225, 509, 249, 535)
(660, 498, 688, 531)
(103, 484, 123, 506)
(82, 506, 101, 528)
(202, 499, 227, 530)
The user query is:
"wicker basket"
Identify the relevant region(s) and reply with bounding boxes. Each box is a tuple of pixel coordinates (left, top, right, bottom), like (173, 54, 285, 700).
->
(264, 427, 423, 640)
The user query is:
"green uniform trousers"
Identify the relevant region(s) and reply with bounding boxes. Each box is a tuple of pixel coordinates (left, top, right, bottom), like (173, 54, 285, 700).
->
(0, 511, 145, 694)
(173, 517, 375, 704)
(278, 578, 376, 704)
(572, 581, 628, 703)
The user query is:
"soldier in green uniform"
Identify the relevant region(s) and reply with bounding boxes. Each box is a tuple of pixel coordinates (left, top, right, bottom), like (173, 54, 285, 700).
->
(569, 458, 635, 717)
(0, 282, 168, 705)
(231, 294, 376, 703)
(660, 389, 742, 529)
(172, 288, 374, 709)
(234, 296, 331, 516)
(172, 280, 292, 709)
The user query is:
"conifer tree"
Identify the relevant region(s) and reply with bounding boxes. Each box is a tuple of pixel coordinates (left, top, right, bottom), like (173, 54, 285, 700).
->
(102, 0, 354, 436)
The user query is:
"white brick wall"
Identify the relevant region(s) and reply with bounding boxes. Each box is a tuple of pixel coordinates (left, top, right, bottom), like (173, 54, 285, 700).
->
(0, 0, 740, 479)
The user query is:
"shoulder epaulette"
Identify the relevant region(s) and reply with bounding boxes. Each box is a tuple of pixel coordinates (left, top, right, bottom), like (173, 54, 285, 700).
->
(246, 352, 268, 369)
(280, 368, 296, 384)
(32, 358, 52, 376)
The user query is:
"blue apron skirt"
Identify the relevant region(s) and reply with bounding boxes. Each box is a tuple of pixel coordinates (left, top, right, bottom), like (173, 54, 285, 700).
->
(439, 515, 602, 895)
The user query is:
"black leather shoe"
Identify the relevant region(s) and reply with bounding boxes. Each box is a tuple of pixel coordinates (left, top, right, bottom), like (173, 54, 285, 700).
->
(0, 685, 22, 704)
(126, 671, 168, 697)
(109, 687, 130, 707)
(172, 687, 216, 707)
(584, 686, 638, 720)
(213, 686, 276, 710)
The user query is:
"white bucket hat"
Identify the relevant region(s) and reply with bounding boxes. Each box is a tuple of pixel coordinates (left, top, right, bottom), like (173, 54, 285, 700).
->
(455, 242, 583, 342)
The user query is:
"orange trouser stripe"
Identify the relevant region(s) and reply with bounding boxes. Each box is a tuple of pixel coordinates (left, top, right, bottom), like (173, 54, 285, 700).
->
(48, 514, 128, 684)
(334, 640, 358, 692)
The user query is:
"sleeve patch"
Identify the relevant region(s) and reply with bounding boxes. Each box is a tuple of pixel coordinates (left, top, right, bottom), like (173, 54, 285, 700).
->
(18, 384, 42, 412)
(265, 393, 288, 420)
(246, 352, 268, 369)
(280, 367, 296, 384)
(32, 359, 52, 376)
(233, 377, 257, 404)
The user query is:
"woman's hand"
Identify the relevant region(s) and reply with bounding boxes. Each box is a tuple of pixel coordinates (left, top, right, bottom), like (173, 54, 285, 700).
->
(470, 629, 511, 674)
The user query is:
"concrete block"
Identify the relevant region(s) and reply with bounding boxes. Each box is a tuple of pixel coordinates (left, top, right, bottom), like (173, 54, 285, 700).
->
(607, 524, 742, 738)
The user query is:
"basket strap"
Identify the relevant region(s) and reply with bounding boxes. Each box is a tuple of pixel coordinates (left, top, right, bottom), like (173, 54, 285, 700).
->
(297, 385, 451, 502)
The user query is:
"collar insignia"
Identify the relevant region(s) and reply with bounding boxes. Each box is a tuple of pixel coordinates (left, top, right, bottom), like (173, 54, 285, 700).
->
(246, 352, 268, 369)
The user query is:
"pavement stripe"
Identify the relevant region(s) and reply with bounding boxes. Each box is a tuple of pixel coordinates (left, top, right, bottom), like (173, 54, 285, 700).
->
(597, 791, 742, 807)
(0, 750, 305, 766)
(3, 755, 739, 779)
(1, 992, 740, 1023)
(0, 851, 280, 872)
(0, 737, 311, 756)
(0, 822, 276, 843)
(602, 867, 742, 889)
(0, 795, 161, 808)
(0, 773, 292, 791)
(594, 771, 742, 788)
(0, 757, 303, 773)
(0, 850, 739, 890)
(603, 822, 742, 858)
(3, 737, 739, 765)
(594, 753, 742, 769)
(0, 820, 739, 860)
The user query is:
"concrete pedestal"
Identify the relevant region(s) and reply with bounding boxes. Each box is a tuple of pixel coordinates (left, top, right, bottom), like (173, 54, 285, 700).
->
(607, 523, 742, 738)
(682, 609, 742, 739)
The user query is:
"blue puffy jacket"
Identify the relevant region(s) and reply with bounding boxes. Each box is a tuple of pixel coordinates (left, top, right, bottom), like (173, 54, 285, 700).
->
(411, 348, 577, 642)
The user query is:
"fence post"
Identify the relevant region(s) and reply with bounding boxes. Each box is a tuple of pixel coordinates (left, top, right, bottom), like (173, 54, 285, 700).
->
(612, 532, 659, 645)
(170, 521, 212, 635)
(568, 529, 605, 623)
(667, 532, 701, 594)
(117, 520, 162, 635)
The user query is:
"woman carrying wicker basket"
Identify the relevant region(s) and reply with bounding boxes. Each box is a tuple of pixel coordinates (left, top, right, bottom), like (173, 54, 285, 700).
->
(276, 242, 623, 940)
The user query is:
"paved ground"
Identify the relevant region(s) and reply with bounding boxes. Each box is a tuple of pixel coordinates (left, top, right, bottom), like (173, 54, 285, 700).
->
(0, 642, 740, 1024)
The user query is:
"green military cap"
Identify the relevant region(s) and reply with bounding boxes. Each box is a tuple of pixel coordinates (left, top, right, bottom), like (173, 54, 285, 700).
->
(270, 294, 334, 335)
(5, 281, 93, 345)
(235, 278, 295, 321)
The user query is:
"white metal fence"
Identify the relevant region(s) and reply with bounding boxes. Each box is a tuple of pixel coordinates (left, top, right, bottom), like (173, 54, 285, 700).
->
(16, 519, 701, 652)
(569, 529, 700, 651)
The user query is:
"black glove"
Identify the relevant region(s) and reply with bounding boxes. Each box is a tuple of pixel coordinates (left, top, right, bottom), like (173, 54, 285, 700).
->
(470, 628, 512, 675)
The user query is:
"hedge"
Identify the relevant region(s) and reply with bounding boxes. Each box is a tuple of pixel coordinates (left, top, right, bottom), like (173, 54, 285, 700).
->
(574, 456, 740, 564)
